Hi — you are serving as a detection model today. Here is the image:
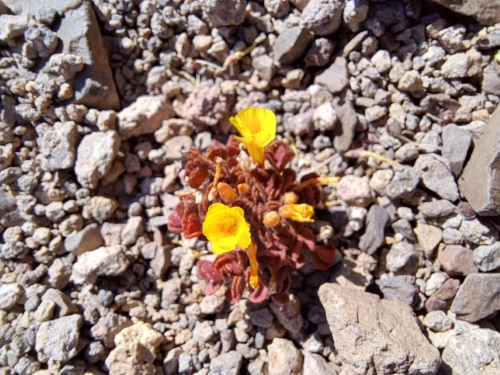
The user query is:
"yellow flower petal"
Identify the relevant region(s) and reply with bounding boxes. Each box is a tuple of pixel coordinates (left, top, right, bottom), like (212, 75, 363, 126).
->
(202, 203, 251, 254)
(279, 204, 315, 223)
(230, 107, 276, 164)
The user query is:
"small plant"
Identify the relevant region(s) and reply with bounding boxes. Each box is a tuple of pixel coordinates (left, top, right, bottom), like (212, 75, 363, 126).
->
(168, 108, 336, 304)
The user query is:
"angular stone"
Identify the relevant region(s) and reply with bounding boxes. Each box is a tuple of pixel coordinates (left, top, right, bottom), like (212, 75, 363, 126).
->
(359, 205, 389, 255)
(209, 351, 243, 375)
(183, 82, 228, 127)
(450, 273, 500, 322)
(319, 284, 441, 374)
(74, 131, 121, 189)
(267, 338, 303, 375)
(71, 245, 130, 284)
(64, 223, 104, 256)
(300, 0, 345, 36)
(0, 282, 23, 309)
(42, 1, 117, 109)
(333, 102, 357, 153)
(438, 245, 478, 277)
(425, 278, 460, 312)
(35, 315, 82, 362)
(385, 241, 421, 274)
(442, 328, 500, 374)
(472, 242, 500, 272)
(202, 0, 247, 27)
(315, 57, 349, 94)
(419, 199, 457, 218)
(118, 95, 174, 140)
(376, 275, 418, 306)
(269, 295, 303, 334)
(273, 27, 314, 65)
(36, 121, 78, 172)
(415, 154, 459, 202)
(441, 124, 472, 177)
(303, 352, 337, 375)
(426, 0, 500, 25)
(459, 106, 500, 215)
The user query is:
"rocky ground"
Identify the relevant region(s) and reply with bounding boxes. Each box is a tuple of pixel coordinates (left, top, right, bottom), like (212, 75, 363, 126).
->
(0, 0, 500, 374)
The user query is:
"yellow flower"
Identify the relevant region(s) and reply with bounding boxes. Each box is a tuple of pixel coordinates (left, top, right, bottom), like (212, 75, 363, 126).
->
(230, 107, 276, 164)
(279, 204, 315, 223)
(202, 203, 251, 254)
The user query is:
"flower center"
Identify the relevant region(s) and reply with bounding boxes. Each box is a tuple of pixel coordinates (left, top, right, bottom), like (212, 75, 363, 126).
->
(218, 217, 238, 236)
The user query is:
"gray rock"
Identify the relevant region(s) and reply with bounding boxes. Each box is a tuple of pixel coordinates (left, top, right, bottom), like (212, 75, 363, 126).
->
(336, 175, 374, 208)
(423, 310, 453, 333)
(248, 308, 274, 328)
(71, 245, 130, 284)
(91, 312, 131, 348)
(303, 352, 338, 374)
(437, 25, 466, 54)
(398, 71, 424, 93)
(314, 57, 349, 94)
(391, 219, 416, 242)
(24, 24, 58, 58)
(305, 38, 335, 67)
(74, 131, 121, 189)
(64, 223, 103, 256)
(35, 315, 82, 362)
(203, 0, 246, 27)
(385, 241, 421, 274)
(269, 295, 304, 334)
(300, 0, 345, 36)
(41, 288, 78, 317)
(208, 351, 243, 375)
(333, 102, 357, 153)
(267, 338, 303, 375)
(450, 273, 500, 322)
(460, 218, 498, 245)
(438, 245, 478, 277)
(330, 258, 373, 290)
(0, 144, 14, 172)
(385, 166, 420, 200)
(459, 106, 500, 215)
(442, 327, 500, 374)
(377, 275, 418, 306)
(441, 53, 469, 79)
(57, 1, 119, 109)
(482, 60, 500, 96)
(319, 284, 441, 374)
(150, 245, 171, 278)
(441, 124, 472, 177)
(252, 54, 275, 82)
(118, 95, 174, 140)
(426, 0, 500, 25)
(419, 199, 457, 218)
(343, 0, 369, 32)
(0, 283, 23, 309)
(264, 0, 290, 18)
(45, 257, 72, 290)
(0, 14, 28, 42)
(359, 205, 389, 255)
(472, 242, 500, 272)
(414, 154, 459, 202)
(273, 27, 314, 65)
(199, 294, 225, 315)
(0, 190, 23, 228)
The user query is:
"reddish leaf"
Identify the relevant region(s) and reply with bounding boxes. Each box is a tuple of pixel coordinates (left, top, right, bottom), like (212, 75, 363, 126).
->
(184, 212, 202, 239)
(312, 244, 337, 271)
(198, 260, 223, 281)
(248, 283, 269, 303)
(226, 275, 245, 304)
(266, 140, 293, 171)
(167, 211, 182, 233)
(271, 292, 290, 305)
(275, 268, 291, 294)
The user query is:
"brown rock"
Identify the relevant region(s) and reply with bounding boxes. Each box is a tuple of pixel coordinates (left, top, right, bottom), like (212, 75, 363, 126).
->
(426, 0, 500, 25)
(450, 273, 500, 322)
(315, 57, 349, 94)
(425, 278, 460, 312)
(273, 27, 314, 65)
(438, 245, 478, 277)
(319, 284, 441, 374)
(459, 106, 500, 215)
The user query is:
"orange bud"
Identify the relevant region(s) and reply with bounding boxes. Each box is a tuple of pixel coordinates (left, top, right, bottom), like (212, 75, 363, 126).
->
(263, 211, 280, 228)
(217, 182, 238, 203)
(283, 192, 298, 205)
(237, 183, 250, 195)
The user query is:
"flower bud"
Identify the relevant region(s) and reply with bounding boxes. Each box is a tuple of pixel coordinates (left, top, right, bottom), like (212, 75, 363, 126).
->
(217, 182, 238, 203)
(283, 192, 298, 205)
(263, 211, 280, 228)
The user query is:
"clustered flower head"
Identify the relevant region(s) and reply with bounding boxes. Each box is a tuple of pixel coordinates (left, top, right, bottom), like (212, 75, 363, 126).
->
(168, 107, 336, 304)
